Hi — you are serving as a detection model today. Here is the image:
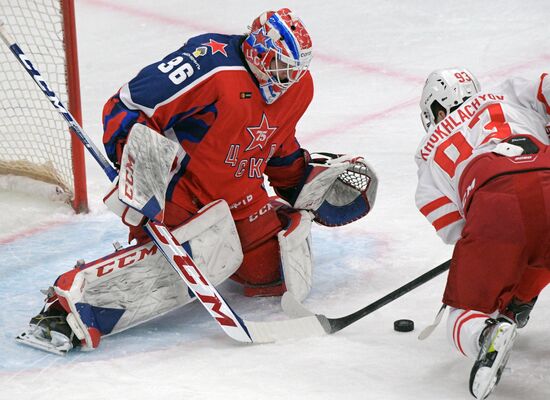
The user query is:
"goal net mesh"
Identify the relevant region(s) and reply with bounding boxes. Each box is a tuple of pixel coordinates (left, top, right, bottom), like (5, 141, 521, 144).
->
(0, 0, 76, 196)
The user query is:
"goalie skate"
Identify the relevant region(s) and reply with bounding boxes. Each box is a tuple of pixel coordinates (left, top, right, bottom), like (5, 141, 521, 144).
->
(16, 310, 77, 356)
(469, 319, 518, 399)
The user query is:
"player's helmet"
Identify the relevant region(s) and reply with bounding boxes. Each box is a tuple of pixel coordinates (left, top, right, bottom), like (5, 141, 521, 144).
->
(419, 68, 481, 132)
(242, 8, 313, 104)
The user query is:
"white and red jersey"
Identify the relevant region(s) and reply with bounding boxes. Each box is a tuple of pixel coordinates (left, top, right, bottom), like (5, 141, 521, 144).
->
(415, 73, 550, 244)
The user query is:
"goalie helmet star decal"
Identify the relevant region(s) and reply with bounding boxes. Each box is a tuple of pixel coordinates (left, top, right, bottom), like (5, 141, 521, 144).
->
(245, 113, 278, 151)
(249, 29, 271, 48)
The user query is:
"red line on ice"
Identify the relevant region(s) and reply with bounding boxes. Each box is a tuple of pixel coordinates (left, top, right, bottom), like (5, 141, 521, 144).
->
(0, 220, 69, 245)
(83, 0, 550, 141)
(4, 1, 547, 243)
(82, 0, 423, 83)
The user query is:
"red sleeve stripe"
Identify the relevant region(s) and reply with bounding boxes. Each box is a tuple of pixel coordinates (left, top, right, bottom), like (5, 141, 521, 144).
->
(537, 73, 550, 114)
(433, 211, 462, 231)
(420, 196, 452, 216)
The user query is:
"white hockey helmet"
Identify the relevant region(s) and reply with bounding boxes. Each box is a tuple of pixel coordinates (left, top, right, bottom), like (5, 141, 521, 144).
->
(419, 68, 480, 132)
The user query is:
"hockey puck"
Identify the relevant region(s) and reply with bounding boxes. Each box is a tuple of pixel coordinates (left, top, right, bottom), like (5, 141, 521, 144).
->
(394, 319, 414, 332)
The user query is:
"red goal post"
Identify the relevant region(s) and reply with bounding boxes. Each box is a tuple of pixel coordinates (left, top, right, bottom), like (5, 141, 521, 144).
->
(0, 0, 88, 212)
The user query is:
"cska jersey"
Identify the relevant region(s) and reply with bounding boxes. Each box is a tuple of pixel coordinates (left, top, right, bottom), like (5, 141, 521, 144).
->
(102, 33, 313, 220)
(415, 74, 550, 244)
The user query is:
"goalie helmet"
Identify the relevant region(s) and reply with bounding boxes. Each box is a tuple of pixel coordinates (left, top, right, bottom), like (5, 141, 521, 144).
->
(419, 67, 480, 132)
(242, 8, 313, 104)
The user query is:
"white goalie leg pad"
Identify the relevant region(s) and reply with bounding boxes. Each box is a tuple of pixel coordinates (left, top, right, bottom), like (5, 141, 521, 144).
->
(278, 210, 315, 302)
(52, 199, 242, 350)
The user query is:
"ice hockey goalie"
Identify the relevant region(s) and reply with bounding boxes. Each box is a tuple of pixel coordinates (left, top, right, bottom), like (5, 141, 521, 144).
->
(16, 109, 378, 353)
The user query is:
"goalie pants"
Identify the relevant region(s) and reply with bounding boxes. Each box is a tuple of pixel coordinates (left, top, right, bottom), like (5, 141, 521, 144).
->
(130, 199, 286, 294)
(443, 169, 550, 314)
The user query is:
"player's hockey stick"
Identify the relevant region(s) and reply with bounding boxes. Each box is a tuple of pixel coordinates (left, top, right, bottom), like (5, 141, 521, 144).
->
(282, 259, 451, 334)
(0, 23, 261, 343)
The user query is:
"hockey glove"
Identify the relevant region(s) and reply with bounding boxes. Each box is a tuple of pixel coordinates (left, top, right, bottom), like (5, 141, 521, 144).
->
(293, 152, 378, 226)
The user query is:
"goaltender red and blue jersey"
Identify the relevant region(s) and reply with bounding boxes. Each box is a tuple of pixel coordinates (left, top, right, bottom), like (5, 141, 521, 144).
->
(17, 9, 374, 356)
(16, 9, 381, 356)
(102, 32, 313, 224)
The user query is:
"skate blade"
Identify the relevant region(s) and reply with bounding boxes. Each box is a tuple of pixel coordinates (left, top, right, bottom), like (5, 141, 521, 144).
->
(474, 325, 518, 399)
(16, 330, 69, 356)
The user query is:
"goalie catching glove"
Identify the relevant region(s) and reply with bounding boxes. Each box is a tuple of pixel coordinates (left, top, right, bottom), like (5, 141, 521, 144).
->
(288, 152, 378, 226)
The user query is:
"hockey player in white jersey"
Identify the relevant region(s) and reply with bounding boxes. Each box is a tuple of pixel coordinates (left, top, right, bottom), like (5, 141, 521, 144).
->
(416, 68, 550, 399)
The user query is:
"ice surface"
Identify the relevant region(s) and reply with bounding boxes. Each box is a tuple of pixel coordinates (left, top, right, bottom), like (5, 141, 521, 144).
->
(1, 1, 549, 399)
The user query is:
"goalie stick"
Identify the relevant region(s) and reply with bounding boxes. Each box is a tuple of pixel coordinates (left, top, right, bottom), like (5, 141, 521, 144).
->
(1, 22, 444, 347)
(282, 259, 451, 334)
(1, 23, 323, 345)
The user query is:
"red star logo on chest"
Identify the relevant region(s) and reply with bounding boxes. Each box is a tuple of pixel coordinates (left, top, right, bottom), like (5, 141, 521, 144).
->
(202, 39, 228, 57)
(245, 113, 278, 152)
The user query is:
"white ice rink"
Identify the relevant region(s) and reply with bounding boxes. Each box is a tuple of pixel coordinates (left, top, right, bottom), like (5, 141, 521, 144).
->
(1, 1, 549, 399)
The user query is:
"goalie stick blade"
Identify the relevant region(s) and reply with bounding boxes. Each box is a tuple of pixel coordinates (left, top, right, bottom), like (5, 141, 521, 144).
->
(244, 315, 329, 343)
(282, 292, 342, 334)
(281, 291, 316, 318)
(16, 330, 70, 356)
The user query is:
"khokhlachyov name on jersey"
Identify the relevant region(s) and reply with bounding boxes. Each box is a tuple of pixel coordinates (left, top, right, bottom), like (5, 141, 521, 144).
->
(415, 72, 550, 244)
(419, 93, 507, 161)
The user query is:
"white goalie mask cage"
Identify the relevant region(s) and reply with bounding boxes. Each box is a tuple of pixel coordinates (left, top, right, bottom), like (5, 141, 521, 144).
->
(419, 67, 481, 132)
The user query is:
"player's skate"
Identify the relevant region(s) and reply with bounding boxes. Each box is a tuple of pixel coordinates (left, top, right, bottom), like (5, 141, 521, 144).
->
(469, 318, 518, 399)
(16, 300, 79, 356)
(502, 297, 537, 328)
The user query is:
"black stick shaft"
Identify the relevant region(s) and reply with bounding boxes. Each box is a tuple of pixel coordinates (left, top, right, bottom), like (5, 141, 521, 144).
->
(327, 259, 451, 333)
